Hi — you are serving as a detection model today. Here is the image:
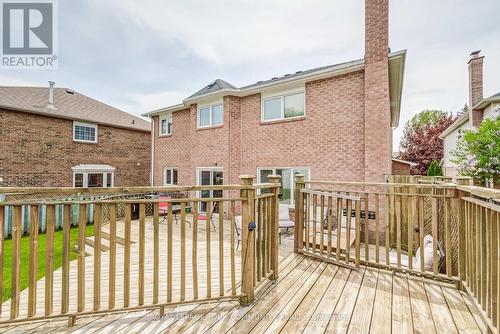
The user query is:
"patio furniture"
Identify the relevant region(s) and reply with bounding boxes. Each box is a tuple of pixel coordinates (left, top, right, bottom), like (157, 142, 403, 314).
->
(158, 196, 192, 226)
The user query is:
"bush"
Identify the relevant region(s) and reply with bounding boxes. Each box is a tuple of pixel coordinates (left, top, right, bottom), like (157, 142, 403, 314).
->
(427, 160, 443, 176)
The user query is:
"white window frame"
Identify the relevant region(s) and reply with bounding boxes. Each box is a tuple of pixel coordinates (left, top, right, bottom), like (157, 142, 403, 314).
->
(197, 103, 224, 128)
(72, 165, 115, 188)
(261, 90, 305, 122)
(163, 167, 178, 185)
(159, 113, 173, 136)
(73, 121, 98, 143)
(195, 167, 224, 212)
(256, 167, 310, 204)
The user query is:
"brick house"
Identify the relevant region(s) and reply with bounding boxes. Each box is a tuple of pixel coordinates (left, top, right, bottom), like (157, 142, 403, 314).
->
(0, 83, 151, 187)
(440, 51, 500, 178)
(144, 0, 406, 206)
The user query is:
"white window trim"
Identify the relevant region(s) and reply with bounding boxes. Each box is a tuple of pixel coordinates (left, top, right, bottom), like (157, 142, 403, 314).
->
(73, 121, 98, 143)
(256, 167, 310, 204)
(159, 113, 173, 136)
(163, 167, 178, 185)
(195, 167, 224, 211)
(72, 171, 115, 187)
(197, 103, 224, 128)
(261, 90, 305, 123)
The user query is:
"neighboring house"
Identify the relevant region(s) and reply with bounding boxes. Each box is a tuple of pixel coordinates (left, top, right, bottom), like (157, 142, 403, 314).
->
(144, 0, 406, 206)
(391, 153, 417, 175)
(0, 82, 151, 187)
(440, 51, 500, 178)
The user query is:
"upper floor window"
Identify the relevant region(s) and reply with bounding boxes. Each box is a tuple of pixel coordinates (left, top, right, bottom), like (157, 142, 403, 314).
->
(73, 121, 97, 143)
(262, 92, 305, 122)
(159, 113, 173, 136)
(198, 103, 223, 128)
(164, 167, 178, 185)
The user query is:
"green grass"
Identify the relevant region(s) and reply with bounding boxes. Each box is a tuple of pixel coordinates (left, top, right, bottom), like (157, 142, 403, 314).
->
(1, 224, 94, 301)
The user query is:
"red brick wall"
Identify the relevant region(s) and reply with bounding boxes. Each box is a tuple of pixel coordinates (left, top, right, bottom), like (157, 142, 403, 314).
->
(0, 109, 151, 187)
(392, 160, 411, 175)
(468, 55, 484, 127)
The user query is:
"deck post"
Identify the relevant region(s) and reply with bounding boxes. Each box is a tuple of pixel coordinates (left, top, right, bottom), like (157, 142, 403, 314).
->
(294, 175, 305, 253)
(267, 175, 281, 281)
(239, 175, 255, 305)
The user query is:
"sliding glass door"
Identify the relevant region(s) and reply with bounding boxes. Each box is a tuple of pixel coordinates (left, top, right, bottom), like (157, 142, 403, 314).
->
(198, 168, 223, 212)
(258, 167, 309, 204)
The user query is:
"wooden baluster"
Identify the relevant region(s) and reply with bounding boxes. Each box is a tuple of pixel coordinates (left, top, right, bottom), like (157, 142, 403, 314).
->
(326, 196, 332, 258)
(206, 201, 212, 299)
(472, 202, 478, 296)
(218, 201, 224, 296)
(396, 196, 402, 269)
(45, 204, 55, 315)
(345, 199, 352, 265)
(28, 205, 39, 317)
(375, 194, 380, 264)
(61, 205, 70, 314)
(256, 199, 261, 283)
(266, 196, 272, 275)
(364, 194, 369, 261)
(77, 204, 86, 313)
(486, 208, 492, 319)
(230, 201, 236, 296)
(153, 202, 159, 304)
(312, 194, 317, 253)
(10, 206, 22, 319)
(408, 195, 416, 271)
(0, 207, 3, 317)
(480, 206, 487, 309)
(489, 208, 498, 326)
(475, 203, 480, 299)
(456, 197, 465, 281)
(239, 175, 255, 305)
(355, 200, 361, 268)
(268, 175, 280, 281)
(320, 195, 325, 255)
(418, 197, 425, 273)
(109, 204, 117, 309)
(167, 204, 173, 303)
(181, 202, 186, 301)
(193, 203, 199, 299)
(124, 203, 131, 308)
(93, 204, 102, 311)
(385, 194, 391, 267)
(294, 175, 305, 253)
(261, 198, 267, 278)
(431, 198, 439, 276)
(138, 203, 145, 306)
(305, 194, 310, 251)
(445, 197, 452, 277)
(494, 210, 499, 327)
(335, 198, 341, 261)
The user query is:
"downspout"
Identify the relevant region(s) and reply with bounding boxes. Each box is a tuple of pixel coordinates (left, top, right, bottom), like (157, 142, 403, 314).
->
(150, 116, 155, 186)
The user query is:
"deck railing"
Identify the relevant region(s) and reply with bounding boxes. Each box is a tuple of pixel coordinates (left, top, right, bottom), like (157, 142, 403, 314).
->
(0, 175, 280, 326)
(294, 175, 499, 333)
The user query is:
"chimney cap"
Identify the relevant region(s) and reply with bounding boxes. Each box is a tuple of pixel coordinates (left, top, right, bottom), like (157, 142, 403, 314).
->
(470, 50, 481, 57)
(48, 80, 55, 86)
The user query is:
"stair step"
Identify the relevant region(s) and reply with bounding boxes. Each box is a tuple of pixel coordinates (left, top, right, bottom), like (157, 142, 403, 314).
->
(85, 236, 110, 251)
(100, 231, 127, 245)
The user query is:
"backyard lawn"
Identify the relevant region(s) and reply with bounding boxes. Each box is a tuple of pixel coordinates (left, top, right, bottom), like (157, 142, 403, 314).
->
(1, 225, 94, 301)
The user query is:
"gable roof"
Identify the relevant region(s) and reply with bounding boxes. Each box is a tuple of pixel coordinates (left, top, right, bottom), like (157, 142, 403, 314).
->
(439, 113, 469, 139)
(188, 79, 237, 99)
(0, 86, 150, 132)
(144, 50, 407, 128)
(473, 91, 500, 110)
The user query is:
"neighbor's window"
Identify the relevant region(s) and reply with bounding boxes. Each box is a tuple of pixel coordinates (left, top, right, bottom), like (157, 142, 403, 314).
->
(198, 104, 223, 128)
(73, 171, 114, 188)
(262, 92, 305, 121)
(159, 113, 173, 136)
(164, 167, 178, 185)
(73, 122, 97, 143)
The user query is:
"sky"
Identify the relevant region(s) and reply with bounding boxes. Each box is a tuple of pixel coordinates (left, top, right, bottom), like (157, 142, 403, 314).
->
(2, 0, 499, 150)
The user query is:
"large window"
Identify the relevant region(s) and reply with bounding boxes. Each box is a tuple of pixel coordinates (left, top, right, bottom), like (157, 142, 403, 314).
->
(159, 113, 173, 136)
(72, 165, 115, 188)
(73, 122, 97, 143)
(197, 168, 223, 212)
(197, 104, 223, 128)
(164, 167, 178, 185)
(258, 167, 310, 204)
(262, 92, 305, 122)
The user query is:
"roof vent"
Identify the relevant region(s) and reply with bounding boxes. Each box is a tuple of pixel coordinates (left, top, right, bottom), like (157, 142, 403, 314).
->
(284, 74, 291, 77)
(271, 77, 278, 80)
(47, 81, 55, 109)
(257, 80, 263, 83)
(132, 120, 135, 124)
(295, 71, 303, 74)
(66, 88, 74, 94)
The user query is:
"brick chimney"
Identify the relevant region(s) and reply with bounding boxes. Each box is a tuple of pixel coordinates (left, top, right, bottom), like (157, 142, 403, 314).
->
(364, 0, 391, 182)
(468, 50, 484, 127)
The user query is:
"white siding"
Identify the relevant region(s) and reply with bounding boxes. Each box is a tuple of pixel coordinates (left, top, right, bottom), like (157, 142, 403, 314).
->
(443, 120, 470, 177)
(483, 102, 500, 120)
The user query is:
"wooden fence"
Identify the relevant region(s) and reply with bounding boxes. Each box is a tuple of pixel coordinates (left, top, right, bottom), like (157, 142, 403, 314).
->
(294, 175, 499, 333)
(0, 175, 280, 326)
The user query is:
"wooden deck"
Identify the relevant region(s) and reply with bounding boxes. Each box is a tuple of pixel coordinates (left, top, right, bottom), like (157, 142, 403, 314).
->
(0, 226, 486, 333)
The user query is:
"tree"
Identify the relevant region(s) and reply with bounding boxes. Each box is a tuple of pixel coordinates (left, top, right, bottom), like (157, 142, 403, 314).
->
(452, 116, 500, 184)
(398, 110, 456, 175)
(427, 160, 443, 176)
